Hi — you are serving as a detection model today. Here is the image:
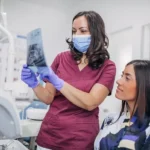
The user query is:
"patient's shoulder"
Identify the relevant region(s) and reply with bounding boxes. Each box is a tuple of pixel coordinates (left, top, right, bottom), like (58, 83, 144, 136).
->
(101, 113, 118, 129)
(101, 112, 127, 129)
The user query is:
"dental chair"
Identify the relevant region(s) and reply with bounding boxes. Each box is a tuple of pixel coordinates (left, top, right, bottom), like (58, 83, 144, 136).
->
(0, 90, 28, 150)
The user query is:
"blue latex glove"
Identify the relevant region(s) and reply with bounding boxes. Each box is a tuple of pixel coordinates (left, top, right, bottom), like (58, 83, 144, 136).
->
(38, 67, 64, 91)
(21, 64, 39, 88)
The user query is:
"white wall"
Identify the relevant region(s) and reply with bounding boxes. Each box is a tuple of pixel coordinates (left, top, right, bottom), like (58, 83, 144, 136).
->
(3, 0, 75, 65)
(72, 0, 150, 32)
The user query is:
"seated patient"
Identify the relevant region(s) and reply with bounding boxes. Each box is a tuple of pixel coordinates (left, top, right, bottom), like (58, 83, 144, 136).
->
(94, 60, 150, 150)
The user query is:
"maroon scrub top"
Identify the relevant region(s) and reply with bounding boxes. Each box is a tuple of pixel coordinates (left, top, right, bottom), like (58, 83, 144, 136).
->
(36, 51, 116, 150)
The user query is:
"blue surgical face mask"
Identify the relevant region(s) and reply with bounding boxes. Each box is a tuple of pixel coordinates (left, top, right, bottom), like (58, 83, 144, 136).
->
(73, 35, 91, 53)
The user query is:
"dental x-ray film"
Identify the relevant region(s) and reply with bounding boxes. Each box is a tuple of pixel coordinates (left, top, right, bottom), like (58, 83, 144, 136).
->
(26, 28, 47, 73)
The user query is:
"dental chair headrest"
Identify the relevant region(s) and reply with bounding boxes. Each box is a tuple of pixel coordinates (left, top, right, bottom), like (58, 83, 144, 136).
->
(0, 91, 22, 139)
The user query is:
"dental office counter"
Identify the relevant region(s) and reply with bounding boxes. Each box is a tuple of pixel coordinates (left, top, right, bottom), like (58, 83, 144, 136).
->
(21, 119, 42, 137)
(21, 119, 42, 150)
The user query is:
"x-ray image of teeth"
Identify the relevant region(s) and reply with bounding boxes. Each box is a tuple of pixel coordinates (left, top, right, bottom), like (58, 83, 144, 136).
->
(26, 28, 47, 67)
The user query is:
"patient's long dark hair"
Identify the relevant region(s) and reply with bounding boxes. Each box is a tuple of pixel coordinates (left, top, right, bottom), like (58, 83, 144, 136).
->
(66, 11, 110, 70)
(118, 60, 150, 125)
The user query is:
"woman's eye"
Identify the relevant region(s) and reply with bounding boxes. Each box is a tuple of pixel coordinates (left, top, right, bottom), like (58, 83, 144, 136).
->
(72, 31, 76, 34)
(81, 30, 87, 33)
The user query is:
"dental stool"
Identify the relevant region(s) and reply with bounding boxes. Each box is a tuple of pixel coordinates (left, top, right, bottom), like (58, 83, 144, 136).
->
(0, 91, 28, 150)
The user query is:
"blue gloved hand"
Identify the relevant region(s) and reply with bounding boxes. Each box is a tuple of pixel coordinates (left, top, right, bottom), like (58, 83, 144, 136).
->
(38, 67, 64, 91)
(21, 64, 39, 88)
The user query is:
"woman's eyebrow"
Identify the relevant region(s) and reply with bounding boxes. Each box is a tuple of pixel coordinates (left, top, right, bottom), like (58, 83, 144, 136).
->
(125, 72, 132, 77)
(79, 27, 88, 29)
(122, 71, 132, 77)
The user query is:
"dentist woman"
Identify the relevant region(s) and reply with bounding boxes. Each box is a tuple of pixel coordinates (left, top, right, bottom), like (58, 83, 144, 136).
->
(21, 11, 116, 150)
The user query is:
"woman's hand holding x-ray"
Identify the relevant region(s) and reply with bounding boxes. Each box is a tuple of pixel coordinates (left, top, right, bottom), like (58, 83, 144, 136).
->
(38, 67, 64, 91)
(21, 64, 39, 88)
(21, 64, 64, 91)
